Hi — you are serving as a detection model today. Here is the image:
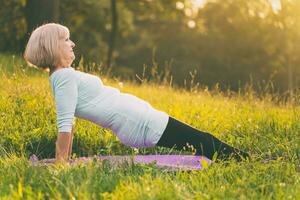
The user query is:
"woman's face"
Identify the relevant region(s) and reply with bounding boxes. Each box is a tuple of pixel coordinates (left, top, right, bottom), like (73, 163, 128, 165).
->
(58, 35, 75, 67)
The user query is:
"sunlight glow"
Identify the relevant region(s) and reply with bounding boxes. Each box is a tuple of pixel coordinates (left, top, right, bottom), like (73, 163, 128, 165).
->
(189, 0, 281, 12)
(187, 20, 196, 28)
(191, 0, 206, 8)
(176, 1, 185, 10)
(271, 0, 281, 12)
(184, 8, 193, 17)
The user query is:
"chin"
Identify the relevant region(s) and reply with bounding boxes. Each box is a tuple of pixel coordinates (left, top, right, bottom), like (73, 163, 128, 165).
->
(68, 56, 75, 65)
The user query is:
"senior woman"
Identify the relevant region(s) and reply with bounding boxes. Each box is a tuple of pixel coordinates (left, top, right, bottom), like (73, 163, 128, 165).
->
(24, 23, 249, 163)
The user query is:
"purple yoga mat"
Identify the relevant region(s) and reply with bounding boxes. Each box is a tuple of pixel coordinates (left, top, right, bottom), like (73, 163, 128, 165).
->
(97, 155, 211, 170)
(30, 154, 211, 171)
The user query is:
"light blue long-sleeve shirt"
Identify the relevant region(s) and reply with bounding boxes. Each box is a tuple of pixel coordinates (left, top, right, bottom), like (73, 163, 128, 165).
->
(49, 67, 169, 147)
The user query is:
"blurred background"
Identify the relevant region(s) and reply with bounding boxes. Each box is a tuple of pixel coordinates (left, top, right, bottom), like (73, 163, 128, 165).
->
(1, 0, 299, 94)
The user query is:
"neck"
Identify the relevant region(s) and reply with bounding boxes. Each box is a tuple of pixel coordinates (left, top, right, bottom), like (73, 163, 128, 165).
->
(49, 69, 54, 76)
(49, 66, 71, 77)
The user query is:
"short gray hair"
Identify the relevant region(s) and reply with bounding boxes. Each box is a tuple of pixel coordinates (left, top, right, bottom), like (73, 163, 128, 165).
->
(24, 23, 69, 70)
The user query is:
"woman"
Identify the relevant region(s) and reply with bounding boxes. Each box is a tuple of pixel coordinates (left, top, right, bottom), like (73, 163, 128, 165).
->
(24, 23, 249, 163)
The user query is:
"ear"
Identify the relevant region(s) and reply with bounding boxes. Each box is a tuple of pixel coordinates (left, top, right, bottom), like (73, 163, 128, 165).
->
(43, 68, 50, 72)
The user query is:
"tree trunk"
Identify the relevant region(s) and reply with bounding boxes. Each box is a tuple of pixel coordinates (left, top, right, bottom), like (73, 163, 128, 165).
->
(287, 58, 293, 96)
(25, 0, 60, 33)
(106, 0, 118, 68)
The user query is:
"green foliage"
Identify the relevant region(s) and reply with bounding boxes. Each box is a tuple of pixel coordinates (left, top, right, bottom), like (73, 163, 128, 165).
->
(1, 0, 300, 92)
(60, 0, 133, 67)
(0, 0, 27, 52)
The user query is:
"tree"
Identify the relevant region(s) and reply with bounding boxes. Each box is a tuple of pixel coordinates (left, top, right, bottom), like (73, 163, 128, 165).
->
(106, 0, 118, 68)
(25, 0, 60, 33)
(277, 0, 300, 94)
(0, 0, 27, 52)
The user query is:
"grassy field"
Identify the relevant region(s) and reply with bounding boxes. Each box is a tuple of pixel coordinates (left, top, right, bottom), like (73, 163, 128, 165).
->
(0, 54, 299, 199)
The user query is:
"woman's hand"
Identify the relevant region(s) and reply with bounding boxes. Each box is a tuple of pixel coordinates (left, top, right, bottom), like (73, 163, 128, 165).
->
(29, 154, 56, 165)
(40, 158, 56, 164)
(30, 128, 74, 166)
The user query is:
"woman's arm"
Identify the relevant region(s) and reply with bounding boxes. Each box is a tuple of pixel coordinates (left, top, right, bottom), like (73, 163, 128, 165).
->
(55, 132, 72, 163)
(55, 126, 74, 163)
(50, 70, 78, 163)
(68, 126, 74, 158)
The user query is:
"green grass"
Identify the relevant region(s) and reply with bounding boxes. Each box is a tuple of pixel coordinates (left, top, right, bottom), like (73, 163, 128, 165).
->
(0, 54, 299, 199)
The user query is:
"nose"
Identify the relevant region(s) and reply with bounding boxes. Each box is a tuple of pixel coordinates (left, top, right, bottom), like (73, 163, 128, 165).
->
(70, 40, 75, 48)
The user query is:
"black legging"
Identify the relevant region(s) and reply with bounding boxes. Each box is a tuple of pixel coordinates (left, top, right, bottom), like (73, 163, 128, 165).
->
(156, 116, 249, 161)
